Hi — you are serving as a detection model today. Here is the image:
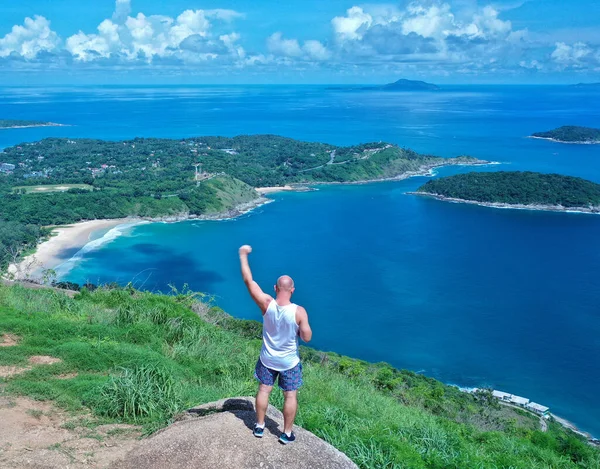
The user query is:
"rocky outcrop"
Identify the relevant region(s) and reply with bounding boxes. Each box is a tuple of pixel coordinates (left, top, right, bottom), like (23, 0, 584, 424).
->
(111, 397, 358, 469)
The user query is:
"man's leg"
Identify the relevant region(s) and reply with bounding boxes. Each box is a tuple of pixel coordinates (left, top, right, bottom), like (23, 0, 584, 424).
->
(282, 390, 297, 435)
(255, 383, 273, 426)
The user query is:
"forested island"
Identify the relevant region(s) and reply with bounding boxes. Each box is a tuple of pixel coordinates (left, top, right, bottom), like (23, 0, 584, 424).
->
(531, 126, 600, 144)
(0, 120, 63, 129)
(412, 171, 600, 213)
(0, 135, 485, 271)
(379, 79, 439, 91)
(328, 78, 439, 92)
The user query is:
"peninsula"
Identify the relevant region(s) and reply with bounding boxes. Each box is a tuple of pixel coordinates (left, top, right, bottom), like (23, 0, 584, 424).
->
(411, 171, 600, 213)
(0, 135, 487, 273)
(530, 126, 600, 144)
(0, 119, 64, 129)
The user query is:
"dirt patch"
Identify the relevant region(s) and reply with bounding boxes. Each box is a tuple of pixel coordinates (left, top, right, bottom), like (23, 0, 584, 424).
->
(0, 334, 19, 347)
(55, 373, 78, 380)
(0, 366, 30, 378)
(28, 356, 62, 365)
(0, 396, 141, 468)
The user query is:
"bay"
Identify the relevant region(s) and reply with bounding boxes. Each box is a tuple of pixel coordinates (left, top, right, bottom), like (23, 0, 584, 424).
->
(1, 84, 599, 435)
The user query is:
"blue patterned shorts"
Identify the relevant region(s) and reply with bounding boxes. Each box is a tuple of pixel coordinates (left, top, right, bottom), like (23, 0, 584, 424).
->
(254, 359, 303, 391)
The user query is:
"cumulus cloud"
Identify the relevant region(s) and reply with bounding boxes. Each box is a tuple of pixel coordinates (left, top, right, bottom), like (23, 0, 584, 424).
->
(551, 42, 594, 67)
(267, 32, 329, 61)
(332, 7, 373, 41)
(0, 0, 597, 77)
(63, 0, 244, 64)
(320, 1, 533, 73)
(0, 15, 60, 59)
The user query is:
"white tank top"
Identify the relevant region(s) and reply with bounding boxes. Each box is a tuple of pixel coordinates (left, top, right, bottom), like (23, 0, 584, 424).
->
(260, 299, 300, 371)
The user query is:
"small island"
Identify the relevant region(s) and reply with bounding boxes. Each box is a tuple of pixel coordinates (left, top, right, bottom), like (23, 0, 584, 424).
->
(530, 126, 600, 144)
(379, 79, 440, 91)
(328, 78, 440, 92)
(411, 171, 600, 213)
(0, 119, 63, 129)
(570, 83, 600, 89)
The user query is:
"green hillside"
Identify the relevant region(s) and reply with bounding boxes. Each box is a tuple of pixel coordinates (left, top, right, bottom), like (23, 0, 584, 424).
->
(0, 283, 597, 468)
(0, 135, 483, 272)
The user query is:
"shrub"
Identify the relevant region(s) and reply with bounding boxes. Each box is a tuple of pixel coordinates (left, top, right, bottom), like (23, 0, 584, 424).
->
(92, 363, 182, 423)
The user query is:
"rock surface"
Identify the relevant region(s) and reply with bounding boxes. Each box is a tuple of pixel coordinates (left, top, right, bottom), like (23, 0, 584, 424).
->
(111, 397, 358, 469)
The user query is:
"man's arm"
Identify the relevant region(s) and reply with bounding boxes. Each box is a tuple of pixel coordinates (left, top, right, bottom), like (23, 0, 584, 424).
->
(239, 245, 272, 314)
(296, 306, 312, 342)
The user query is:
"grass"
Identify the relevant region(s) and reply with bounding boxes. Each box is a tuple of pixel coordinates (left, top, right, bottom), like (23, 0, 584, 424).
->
(12, 184, 93, 194)
(0, 283, 598, 468)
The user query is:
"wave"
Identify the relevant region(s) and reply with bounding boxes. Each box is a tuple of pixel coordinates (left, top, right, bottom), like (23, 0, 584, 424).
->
(55, 221, 145, 277)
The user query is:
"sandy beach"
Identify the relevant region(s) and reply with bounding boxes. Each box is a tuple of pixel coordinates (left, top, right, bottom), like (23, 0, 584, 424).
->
(8, 219, 132, 279)
(255, 185, 299, 194)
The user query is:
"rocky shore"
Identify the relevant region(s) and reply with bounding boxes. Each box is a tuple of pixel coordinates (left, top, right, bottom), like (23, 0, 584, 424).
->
(410, 191, 600, 214)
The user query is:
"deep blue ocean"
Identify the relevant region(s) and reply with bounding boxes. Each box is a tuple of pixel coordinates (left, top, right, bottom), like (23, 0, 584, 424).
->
(1, 85, 599, 435)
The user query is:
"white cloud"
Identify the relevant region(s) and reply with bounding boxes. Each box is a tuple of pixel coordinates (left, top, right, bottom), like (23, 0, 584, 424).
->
(113, 0, 132, 23)
(267, 32, 303, 57)
(551, 42, 593, 67)
(303, 40, 330, 61)
(332, 7, 373, 41)
(0, 15, 60, 59)
(401, 4, 454, 39)
(205, 9, 244, 22)
(0, 0, 596, 77)
(61, 0, 245, 63)
(267, 32, 329, 61)
(66, 19, 121, 60)
(324, 1, 530, 72)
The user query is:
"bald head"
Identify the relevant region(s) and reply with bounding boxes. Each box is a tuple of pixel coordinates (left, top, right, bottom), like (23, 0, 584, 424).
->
(276, 275, 295, 292)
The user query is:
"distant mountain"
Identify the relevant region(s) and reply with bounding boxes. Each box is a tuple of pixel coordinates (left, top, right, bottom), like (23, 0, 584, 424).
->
(379, 79, 440, 91)
(327, 78, 440, 92)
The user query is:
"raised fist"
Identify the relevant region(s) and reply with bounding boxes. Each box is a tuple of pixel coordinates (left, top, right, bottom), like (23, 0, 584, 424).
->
(239, 245, 253, 256)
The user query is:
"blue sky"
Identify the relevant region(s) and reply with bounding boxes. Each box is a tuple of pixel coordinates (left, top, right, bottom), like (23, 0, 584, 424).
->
(0, 0, 598, 84)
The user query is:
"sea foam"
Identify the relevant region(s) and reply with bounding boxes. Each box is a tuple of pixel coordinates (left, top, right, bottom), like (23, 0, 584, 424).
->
(54, 221, 145, 276)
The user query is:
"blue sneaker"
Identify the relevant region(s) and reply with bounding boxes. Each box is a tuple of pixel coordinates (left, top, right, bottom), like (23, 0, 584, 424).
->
(279, 432, 296, 444)
(253, 424, 264, 438)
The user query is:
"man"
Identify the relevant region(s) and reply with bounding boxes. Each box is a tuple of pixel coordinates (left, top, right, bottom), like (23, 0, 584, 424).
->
(239, 245, 312, 444)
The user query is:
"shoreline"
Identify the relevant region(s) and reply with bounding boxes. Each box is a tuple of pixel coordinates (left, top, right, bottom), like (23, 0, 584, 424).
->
(285, 159, 496, 190)
(255, 185, 307, 194)
(410, 192, 600, 214)
(9, 160, 494, 278)
(7, 219, 138, 280)
(0, 123, 68, 130)
(528, 136, 600, 145)
(8, 197, 272, 278)
(459, 387, 598, 444)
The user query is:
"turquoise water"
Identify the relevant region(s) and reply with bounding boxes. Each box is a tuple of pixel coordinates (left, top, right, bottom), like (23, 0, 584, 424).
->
(1, 85, 599, 435)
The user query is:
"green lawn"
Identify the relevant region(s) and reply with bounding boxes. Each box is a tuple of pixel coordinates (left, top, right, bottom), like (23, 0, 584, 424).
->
(0, 284, 598, 469)
(12, 184, 94, 194)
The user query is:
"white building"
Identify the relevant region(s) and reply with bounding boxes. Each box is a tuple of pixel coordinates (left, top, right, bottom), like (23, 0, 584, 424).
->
(492, 390, 530, 406)
(526, 402, 550, 417)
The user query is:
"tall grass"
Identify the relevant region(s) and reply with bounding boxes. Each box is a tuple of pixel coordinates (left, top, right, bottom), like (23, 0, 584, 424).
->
(93, 363, 182, 423)
(0, 283, 599, 469)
